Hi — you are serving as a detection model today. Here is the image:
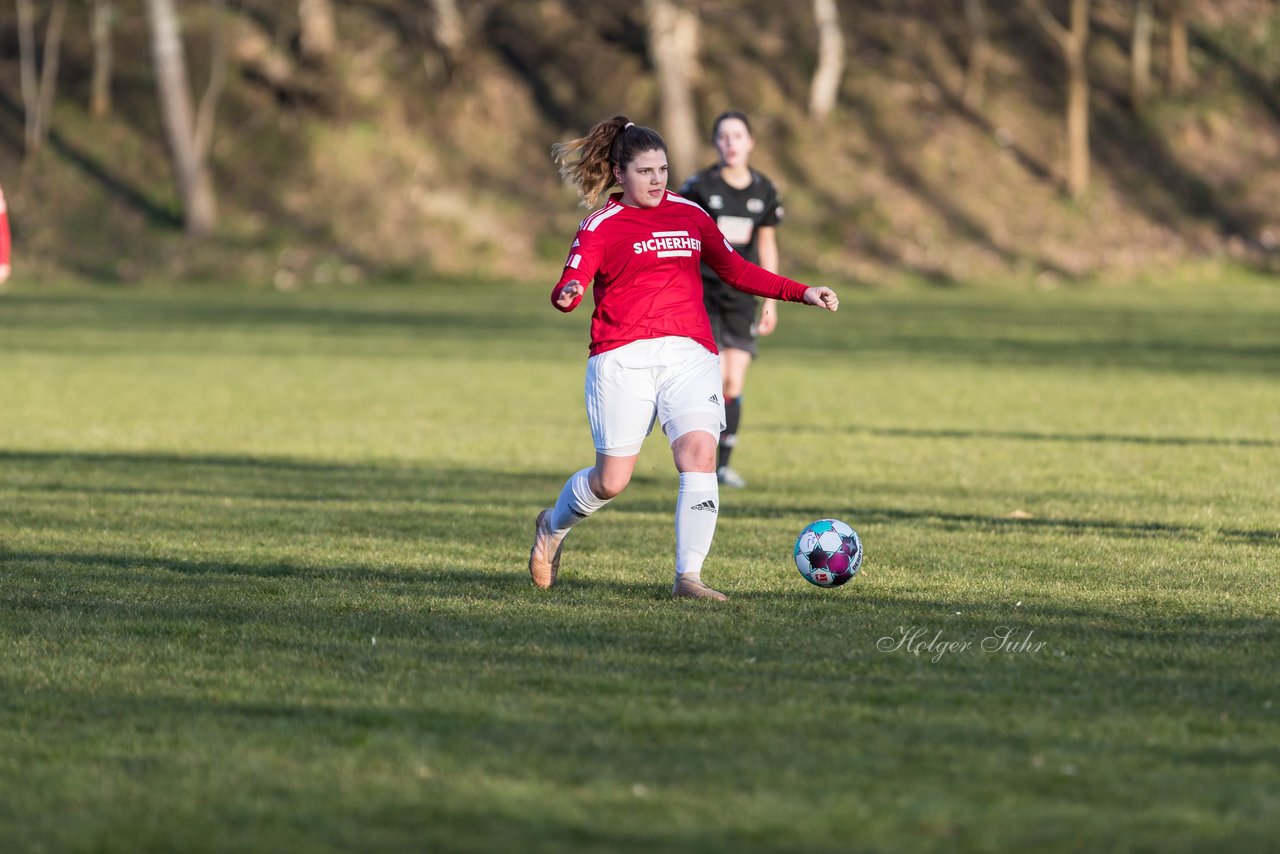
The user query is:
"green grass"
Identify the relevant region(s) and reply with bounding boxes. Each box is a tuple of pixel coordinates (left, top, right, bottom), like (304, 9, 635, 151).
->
(2, 276, 1278, 852)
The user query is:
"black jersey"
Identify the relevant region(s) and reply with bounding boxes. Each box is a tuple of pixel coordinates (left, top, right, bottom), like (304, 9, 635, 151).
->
(677, 166, 782, 274)
(678, 166, 785, 352)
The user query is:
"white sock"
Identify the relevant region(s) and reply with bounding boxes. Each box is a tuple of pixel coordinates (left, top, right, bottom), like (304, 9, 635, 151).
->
(674, 471, 719, 583)
(548, 467, 610, 535)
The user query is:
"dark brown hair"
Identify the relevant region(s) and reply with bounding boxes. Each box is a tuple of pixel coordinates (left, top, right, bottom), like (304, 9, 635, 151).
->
(552, 116, 667, 208)
(711, 110, 753, 142)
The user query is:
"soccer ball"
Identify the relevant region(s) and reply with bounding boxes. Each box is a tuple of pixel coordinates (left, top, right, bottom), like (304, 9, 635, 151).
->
(794, 519, 863, 588)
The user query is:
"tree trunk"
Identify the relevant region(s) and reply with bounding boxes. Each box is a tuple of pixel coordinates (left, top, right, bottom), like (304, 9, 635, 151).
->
(424, 0, 465, 80)
(298, 0, 336, 63)
(16, 0, 68, 157)
(644, 0, 700, 184)
(91, 0, 115, 118)
(963, 0, 989, 108)
(1167, 0, 1191, 93)
(36, 0, 68, 143)
(35, 0, 68, 149)
(1130, 0, 1153, 111)
(430, 0, 464, 60)
(809, 0, 844, 121)
(1065, 5, 1089, 197)
(15, 0, 40, 155)
(145, 0, 225, 238)
(1021, 0, 1091, 199)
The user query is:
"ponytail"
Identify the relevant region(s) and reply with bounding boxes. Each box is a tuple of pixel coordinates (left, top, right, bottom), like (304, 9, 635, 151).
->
(552, 116, 667, 208)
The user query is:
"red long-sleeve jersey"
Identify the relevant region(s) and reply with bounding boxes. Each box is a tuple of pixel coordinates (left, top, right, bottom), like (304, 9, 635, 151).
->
(553, 191, 809, 356)
(0, 182, 10, 277)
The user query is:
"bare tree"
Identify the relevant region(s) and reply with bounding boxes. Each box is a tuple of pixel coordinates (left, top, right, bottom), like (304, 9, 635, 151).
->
(1166, 0, 1191, 93)
(145, 0, 228, 238)
(645, 0, 700, 183)
(15, 0, 39, 152)
(15, 0, 69, 157)
(298, 0, 335, 63)
(91, 0, 115, 118)
(963, 0, 989, 108)
(1131, 0, 1153, 111)
(1020, 0, 1091, 199)
(809, 0, 845, 121)
(430, 0, 465, 66)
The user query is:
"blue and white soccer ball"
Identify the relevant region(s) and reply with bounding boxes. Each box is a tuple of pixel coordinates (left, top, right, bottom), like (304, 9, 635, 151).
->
(794, 519, 863, 588)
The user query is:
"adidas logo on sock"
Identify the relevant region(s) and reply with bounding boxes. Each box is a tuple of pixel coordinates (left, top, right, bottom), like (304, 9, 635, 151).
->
(691, 500, 718, 512)
(709, 393, 719, 404)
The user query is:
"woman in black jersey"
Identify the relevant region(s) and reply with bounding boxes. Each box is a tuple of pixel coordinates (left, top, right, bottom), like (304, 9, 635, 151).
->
(677, 111, 782, 489)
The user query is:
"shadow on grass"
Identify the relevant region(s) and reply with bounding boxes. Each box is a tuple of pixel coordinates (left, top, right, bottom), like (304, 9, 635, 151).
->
(0, 288, 587, 364)
(765, 319, 1280, 376)
(761, 293, 1280, 376)
(4, 555, 1277, 697)
(4, 442, 1278, 851)
(753, 422, 1280, 449)
(4, 288, 1279, 377)
(766, 505, 1276, 546)
(3, 449, 1274, 559)
(3, 558, 1277, 752)
(613, 500, 1277, 547)
(0, 548, 671, 600)
(0, 292, 549, 339)
(0, 449, 578, 504)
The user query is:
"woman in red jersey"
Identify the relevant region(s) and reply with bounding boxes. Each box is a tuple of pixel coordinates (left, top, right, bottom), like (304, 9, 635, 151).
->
(527, 116, 839, 600)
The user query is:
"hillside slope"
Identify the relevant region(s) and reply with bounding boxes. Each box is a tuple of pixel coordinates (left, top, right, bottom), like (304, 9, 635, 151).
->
(0, 0, 1277, 287)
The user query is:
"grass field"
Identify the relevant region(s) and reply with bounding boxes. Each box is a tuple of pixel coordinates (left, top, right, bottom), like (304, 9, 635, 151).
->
(2, 275, 1278, 852)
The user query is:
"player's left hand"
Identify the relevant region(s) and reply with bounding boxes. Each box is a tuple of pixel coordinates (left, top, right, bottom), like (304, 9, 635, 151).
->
(803, 286, 839, 312)
(758, 300, 778, 335)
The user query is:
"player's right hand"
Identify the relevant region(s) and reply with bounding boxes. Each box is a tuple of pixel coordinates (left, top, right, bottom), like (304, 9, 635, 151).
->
(554, 280, 584, 309)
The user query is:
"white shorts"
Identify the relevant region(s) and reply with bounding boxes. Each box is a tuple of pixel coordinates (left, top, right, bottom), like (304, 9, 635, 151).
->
(584, 336, 726, 457)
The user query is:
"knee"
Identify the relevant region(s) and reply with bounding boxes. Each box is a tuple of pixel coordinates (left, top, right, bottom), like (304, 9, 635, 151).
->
(722, 378, 744, 400)
(672, 431, 718, 473)
(590, 468, 630, 500)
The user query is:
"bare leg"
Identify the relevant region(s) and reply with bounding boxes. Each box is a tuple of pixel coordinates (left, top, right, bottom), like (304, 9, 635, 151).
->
(671, 430, 717, 474)
(720, 347, 751, 401)
(589, 451, 638, 499)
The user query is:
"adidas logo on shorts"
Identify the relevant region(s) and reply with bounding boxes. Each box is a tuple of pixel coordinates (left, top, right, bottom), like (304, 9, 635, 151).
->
(691, 500, 718, 513)
(709, 393, 719, 404)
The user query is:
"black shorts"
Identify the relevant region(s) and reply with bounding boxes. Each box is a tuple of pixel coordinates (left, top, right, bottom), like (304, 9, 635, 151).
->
(704, 280, 759, 357)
